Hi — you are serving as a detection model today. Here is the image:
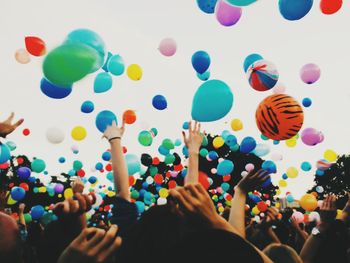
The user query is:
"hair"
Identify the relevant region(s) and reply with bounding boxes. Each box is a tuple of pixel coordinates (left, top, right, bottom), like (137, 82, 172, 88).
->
(263, 244, 302, 263)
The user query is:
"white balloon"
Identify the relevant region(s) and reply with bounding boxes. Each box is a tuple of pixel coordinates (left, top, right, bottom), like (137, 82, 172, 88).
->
(46, 127, 65, 144)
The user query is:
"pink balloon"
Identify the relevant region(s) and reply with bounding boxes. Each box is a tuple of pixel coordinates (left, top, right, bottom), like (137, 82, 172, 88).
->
(301, 128, 323, 146)
(245, 163, 254, 172)
(158, 38, 177, 57)
(292, 211, 304, 223)
(215, 0, 242, 27)
(272, 82, 286, 94)
(300, 63, 321, 84)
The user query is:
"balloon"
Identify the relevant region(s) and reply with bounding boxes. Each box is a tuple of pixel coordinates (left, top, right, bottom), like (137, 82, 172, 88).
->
(213, 136, 225, 149)
(316, 159, 332, 170)
(196, 0, 218, 14)
(197, 71, 210, 81)
(252, 143, 270, 157)
(256, 94, 304, 140)
(0, 143, 11, 164)
(292, 211, 304, 223)
(71, 126, 87, 141)
(81, 100, 94, 113)
(17, 167, 31, 180)
(107, 54, 125, 76)
(94, 72, 112, 93)
(285, 138, 297, 147)
(262, 160, 277, 174)
(225, 134, 237, 147)
(31, 205, 45, 220)
(324, 149, 337, 162)
(125, 154, 141, 175)
(217, 160, 234, 176)
(300, 194, 318, 211)
(31, 159, 46, 173)
(302, 97, 312, 107)
(226, 0, 257, 6)
(315, 186, 324, 193)
(46, 127, 65, 144)
(6, 141, 17, 151)
(279, 0, 314, 21)
(215, 0, 242, 27)
(231, 118, 243, 131)
(152, 95, 168, 110)
(240, 136, 256, 153)
(301, 128, 323, 146)
(15, 49, 30, 64)
(64, 29, 106, 72)
(286, 194, 294, 203)
(138, 131, 153, 146)
(279, 180, 287, 187)
(54, 183, 64, 193)
(301, 161, 312, 171)
(192, 51, 211, 74)
(102, 52, 113, 72)
(192, 80, 233, 122)
(11, 187, 26, 201)
(40, 78, 72, 99)
(286, 167, 298, 178)
(300, 63, 320, 84)
(43, 44, 99, 86)
(25, 36, 46, 56)
(95, 110, 117, 133)
(159, 38, 177, 57)
(123, 110, 136, 124)
(127, 64, 142, 81)
(162, 139, 175, 150)
(320, 0, 342, 15)
(247, 60, 279, 91)
(243, 53, 263, 72)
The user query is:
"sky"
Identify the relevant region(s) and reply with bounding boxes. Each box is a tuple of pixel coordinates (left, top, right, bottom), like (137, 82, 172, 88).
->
(0, 0, 349, 198)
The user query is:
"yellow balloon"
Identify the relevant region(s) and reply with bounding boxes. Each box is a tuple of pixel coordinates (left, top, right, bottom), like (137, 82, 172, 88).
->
(324, 149, 337, 162)
(218, 206, 225, 213)
(127, 64, 142, 81)
(39, 186, 47, 193)
(278, 180, 287, 188)
(231, 119, 243, 131)
(299, 194, 318, 211)
(252, 206, 260, 215)
(7, 194, 17, 205)
(286, 167, 298, 178)
(213, 136, 225, 149)
(336, 209, 343, 220)
(275, 189, 281, 196)
(71, 126, 87, 141)
(64, 188, 74, 199)
(285, 138, 297, 148)
(159, 188, 169, 198)
(107, 191, 116, 198)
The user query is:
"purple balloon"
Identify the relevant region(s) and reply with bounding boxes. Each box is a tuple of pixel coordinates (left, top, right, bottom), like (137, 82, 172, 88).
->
(54, 183, 64, 194)
(301, 128, 323, 146)
(215, 0, 242, 27)
(300, 63, 321, 84)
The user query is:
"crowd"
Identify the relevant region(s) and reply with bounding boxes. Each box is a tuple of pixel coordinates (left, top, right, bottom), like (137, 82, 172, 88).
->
(0, 113, 349, 263)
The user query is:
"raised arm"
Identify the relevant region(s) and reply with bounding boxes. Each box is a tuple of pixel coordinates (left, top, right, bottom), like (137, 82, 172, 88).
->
(183, 121, 204, 185)
(103, 120, 130, 201)
(0, 112, 24, 138)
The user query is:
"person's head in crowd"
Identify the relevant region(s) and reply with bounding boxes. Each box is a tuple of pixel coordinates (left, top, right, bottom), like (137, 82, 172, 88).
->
(263, 244, 302, 263)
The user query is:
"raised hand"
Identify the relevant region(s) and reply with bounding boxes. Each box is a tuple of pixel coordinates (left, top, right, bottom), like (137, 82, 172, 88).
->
(182, 121, 204, 153)
(103, 120, 125, 142)
(320, 195, 337, 224)
(0, 112, 24, 138)
(236, 169, 270, 194)
(18, 203, 26, 214)
(72, 178, 85, 194)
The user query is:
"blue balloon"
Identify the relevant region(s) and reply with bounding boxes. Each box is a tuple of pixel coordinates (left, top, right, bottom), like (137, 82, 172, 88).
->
(158, 145, 170, 156)
(217, 159, 234, 176)
(279, 0, 313, 21)
(95, 162, 103, 170)
(197, 71, 210, 81)
(31, 205, 45, 220)
(95, 110, 117, 133)
(240, 136, 257, 153)
(262, 160, 277, 174)
(286, 194, 294, 202)
(81, 100, 95, 113)
(94, 72, 113, 93)
(152, 95, 167, 110)
(182, 121, 189, 130)
(243, 53, 263, 72)
(182, 146, 189, 157)
(302, 97, 312, 107)
(226, 0, 257, 6)
(252, 143, 270, 157)
(125, 154, 141, 175)
(301, 161, 312, 171)
(65, 28, 106, 72)
(261, 176, 272, 188)
(11, 187, 26, 201)
(192, 51, 211, 74)
(282, 173, 288, 179)
(107, 55, 125, 76)
(225, 135, 237, 147)
(316, 169, 324, 176)
(102, 151, 111, 161)
(102, 52, 113, 72)
(88, 176, 97, 184)
(192, 80, 234, 122)
(135, 201, 145, 214)
(40, 78, 72, 99)
(208, 151, 219, 160)
(58, 157, 66, 163)
(273, 140, 280, 145)
(17, 167, 31, 180)
(0, 143, 11, 164)
(196, 0, 217, 14)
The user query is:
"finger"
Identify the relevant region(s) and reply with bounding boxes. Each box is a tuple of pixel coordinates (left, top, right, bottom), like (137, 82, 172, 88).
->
(5, 112, 14, 123)
(111, 120, 117, 127)
(189, 120, 193, 132)
(83, 194, 93, 212)
(184, 184, 201, 199)
(92, 225, 118, 253)
(13, 118, 24, 128)
(75, 193, 87, 214)
(97, 236, 122, 263)
(182, 131, 187, 143)
(194, 183, 207, 196)
(194, 121, 198, 133)
(86, 228, 106, 249)
(169, 189, 193, 212)
(178, 187, 197, 207)
(68, 198, 79, 214)
(75, 227, 98, 244)
(89, 192, 97, 204)
(121, 119, 125, 130)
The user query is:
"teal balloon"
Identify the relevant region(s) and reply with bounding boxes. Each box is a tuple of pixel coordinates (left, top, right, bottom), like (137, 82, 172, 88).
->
(64, 29, 106, 72)
(252, 143, 270, 157)
(81, 100, 94, 113)
(225, 134, 237, 147)
(102, 52, 113, 72)
(0, 143, 11, 163)
(226, 0, 257, 6)
(95, 110, 117, 133)
(31, 159, 46, 173)
(125, 154, 141, 175)
(301, 161, 312, 171)
(107, 55, 125, 76)
(261, 160, 277, 174)
(192, 80, 234, 122)
(243, 53, 263, 72)
(217, 160, 234, 176)
(43, 44, 99, 86)
(197, 71, 210, 81)
(94, 72, 113, 93)
(6, 141, 17, 151)
(279, 0, 313, 21)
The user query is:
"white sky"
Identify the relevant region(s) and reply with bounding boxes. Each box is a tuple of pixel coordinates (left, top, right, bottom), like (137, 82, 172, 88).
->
(0, 0, 349, 198)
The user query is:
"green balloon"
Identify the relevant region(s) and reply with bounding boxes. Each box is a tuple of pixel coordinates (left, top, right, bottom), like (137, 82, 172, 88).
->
(43, 43, 99, 86)
(24, 213, 32, 223)
(201, 136, 208, 147)
(149, 166, 158, 177)
(31, 159, 46, 173)
(138, 131, 153, 146)
(200, 148, 209, 157)
(131, 190, 140, 199)
(162, 139, 174, 150)
(73, 160, 83, 171)
(164, 154, 175, 164)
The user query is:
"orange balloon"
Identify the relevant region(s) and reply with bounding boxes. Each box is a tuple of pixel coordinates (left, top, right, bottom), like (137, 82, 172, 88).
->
(123, 110, 136, 124)
(299, 194, 318, 211)
(256, 94, 304, 140)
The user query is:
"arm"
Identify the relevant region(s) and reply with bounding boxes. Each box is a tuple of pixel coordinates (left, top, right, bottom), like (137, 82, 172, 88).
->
(290, 217, 308, 242)
(103, 120, 130, 201)
(263, 207, 281, 244)
(0, 112, 24, 138)
(18, 203, 26, 228)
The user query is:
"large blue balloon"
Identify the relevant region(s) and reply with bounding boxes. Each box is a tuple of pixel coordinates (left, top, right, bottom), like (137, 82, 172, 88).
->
(192, 80, 234, 122)
(107, 55, 125, 76)
(262, 160, 277, 174)
(0, 143, 11, 164)
(95, 110, 117, 133)
(152, 95, 167, 110)
(196, 0, 217, 14)
(192, 51, 211, 74)
(94, 72, 113, 93)
(279, 0, 313, 21)
(226, 0, 257, 6)
(217, 159, 234, 176)
(125, 154, 141, 175)
(40, 78, 72, 99)
(64, 29, 106, 72)
(11, 187, 26, 201)
(243, 53, 263, 72)
(17, 167, 31, 180)
(240, 137, 257, 153)
(31, 205, 45, 220)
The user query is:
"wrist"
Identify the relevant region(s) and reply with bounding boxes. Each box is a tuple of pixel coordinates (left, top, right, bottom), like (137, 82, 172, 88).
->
(109, 137, 122, 143)
(235, 187, 247, 196)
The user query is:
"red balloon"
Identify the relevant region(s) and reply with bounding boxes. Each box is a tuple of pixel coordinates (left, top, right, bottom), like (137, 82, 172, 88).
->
(25, 36, 46, 56)
(199, 171, 210, 190)
(320, 0, 342, 15)
(19, 183, 29, 191)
